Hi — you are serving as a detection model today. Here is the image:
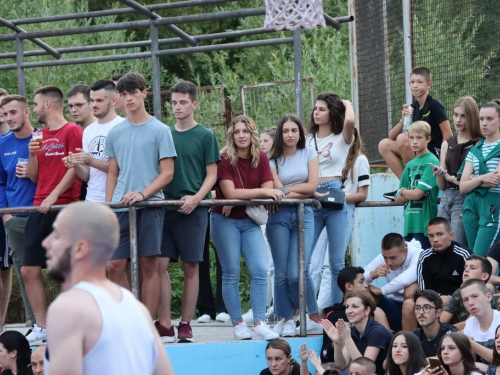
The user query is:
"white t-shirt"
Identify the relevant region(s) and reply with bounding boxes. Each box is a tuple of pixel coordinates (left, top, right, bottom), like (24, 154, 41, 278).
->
(306, 132, 351, 178)
(343, 154, 370, 195)
(363, 239, 422, 302)
(463, 309, 500, 353)
(83, 115, 123, 202)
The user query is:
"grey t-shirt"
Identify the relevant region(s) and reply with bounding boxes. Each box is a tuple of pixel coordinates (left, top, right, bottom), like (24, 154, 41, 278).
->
(104, 116, 176, 202)
(269, 147, 317, 186)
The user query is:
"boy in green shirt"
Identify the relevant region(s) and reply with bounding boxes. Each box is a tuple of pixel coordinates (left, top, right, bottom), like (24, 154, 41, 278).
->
(395, 121, 439, 249)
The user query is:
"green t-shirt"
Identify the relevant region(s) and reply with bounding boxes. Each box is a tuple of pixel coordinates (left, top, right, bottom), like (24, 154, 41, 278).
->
(398, 152, 439, 236)
(163, 124, 220, 207)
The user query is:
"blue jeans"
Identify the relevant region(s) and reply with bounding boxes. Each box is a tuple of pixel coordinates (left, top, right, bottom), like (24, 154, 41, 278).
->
(266, 205, 318, 318)
(312, 179, 348, 305)
(437, 188, 467, 248)
(210, 212, 268, 325)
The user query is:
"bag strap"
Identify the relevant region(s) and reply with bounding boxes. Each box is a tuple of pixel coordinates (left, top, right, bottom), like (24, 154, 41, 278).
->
(234, 164, 245, 189)
(314, 133, 323, 180)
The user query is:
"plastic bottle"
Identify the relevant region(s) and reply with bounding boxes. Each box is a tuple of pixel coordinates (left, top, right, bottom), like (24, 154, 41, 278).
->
(402, 105, 413, 133)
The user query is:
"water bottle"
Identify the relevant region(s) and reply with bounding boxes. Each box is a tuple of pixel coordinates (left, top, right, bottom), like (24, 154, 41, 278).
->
(402, 105, 413, 133)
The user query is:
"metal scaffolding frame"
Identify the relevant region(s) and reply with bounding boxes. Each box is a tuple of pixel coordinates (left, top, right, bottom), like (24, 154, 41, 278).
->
(0, 0, 353, 332)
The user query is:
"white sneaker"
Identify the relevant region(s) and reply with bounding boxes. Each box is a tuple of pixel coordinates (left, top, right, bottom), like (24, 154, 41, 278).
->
(25, 324, 47, 345)
(197, 314, 213, 323)
(242, 308, 253, 323)
(234, 321, 252, 340)
(296, 318, 323, 335)
(282, 320, 297, 337)
(273, 319, 286, 335)
(215, 312, 231, 323)
(265, 306, 278, 323)
(252, 322, 279, 340)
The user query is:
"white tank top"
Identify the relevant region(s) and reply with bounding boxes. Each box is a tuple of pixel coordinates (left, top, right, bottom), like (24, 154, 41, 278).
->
(306, 132, 351, 178)
(44, 281, 158, 375)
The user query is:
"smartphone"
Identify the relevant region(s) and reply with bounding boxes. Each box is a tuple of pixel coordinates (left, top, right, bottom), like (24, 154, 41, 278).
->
(428, 357, 441, 369)
(427, 162, 440, 169)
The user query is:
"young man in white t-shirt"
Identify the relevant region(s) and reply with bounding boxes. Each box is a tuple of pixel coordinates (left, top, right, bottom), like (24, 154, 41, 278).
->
(63, 79, 123, 202)
(461, 278, 499, 362)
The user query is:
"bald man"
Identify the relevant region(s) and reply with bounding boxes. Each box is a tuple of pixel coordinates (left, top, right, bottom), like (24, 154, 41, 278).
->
(43, 202, 173, 375)
(31, 345, 45, 375)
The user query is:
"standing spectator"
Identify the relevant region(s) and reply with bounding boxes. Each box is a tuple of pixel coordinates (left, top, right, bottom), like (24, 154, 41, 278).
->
(63, 79, 123, 202)
(0, 95, 37, 331)
(306, 93, 355, 305)
(67, 84, 96, 130)
(112, 74, 127, 117)
(431, 97, 482, 247)
(155, 81, 219, 343)
(459, 100, 500, 255)
(104, 73, 176, 317)
(210, 115, 282, 341)
(22, 85, 83, 345)
(266, 114, 320, 336)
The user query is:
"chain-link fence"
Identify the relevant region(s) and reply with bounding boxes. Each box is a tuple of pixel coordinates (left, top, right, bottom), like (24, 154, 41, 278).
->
(354, 0, 500, 164)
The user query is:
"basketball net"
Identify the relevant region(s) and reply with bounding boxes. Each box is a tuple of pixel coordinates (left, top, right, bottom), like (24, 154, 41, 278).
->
(264, 0, 326, 31)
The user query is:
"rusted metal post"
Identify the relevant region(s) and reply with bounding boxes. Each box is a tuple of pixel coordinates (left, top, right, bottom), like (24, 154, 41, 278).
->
(128, 206, 140, 299)
(297, 202, 307, 337)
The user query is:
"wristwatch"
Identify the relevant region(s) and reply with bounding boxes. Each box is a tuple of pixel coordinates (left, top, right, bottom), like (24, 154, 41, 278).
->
(279, 187, 290, 195)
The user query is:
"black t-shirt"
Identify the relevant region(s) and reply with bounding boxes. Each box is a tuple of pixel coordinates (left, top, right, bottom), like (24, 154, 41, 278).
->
(411, 94, 448, 157)
(321, 303, 348, 363)
(488, 242, 500, 265)
(414, 323, 459, 357)
(260, 363, 304, 375)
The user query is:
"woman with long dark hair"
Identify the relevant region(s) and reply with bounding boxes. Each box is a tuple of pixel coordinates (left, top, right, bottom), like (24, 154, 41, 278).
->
(386, 331, 428, 375)
(0, 331, 32, 375)
(306, 93, 355, 306)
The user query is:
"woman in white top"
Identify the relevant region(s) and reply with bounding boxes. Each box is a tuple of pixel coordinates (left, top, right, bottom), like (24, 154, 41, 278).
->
(306, 93, 355, 305)
(266, 114, 320, 336)
(423, 332, 482, 375)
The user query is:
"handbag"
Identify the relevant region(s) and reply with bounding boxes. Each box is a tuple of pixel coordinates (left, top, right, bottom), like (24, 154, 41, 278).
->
(313, 134, 345, 209)
(235, 165, 269, 225)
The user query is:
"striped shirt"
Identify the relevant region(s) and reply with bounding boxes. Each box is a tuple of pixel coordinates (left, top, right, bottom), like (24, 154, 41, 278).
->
(465, 139, 500, 193)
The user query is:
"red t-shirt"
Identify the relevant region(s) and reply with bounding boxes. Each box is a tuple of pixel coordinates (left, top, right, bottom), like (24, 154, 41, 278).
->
(33, 122, 83, 206)
(211, 151, 273, 219)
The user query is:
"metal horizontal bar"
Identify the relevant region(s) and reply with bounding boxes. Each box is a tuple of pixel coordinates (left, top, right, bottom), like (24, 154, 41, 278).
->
(11, 0, 240, 26)
(0, 8, 266, 42)
(0, 27, 274, 60)
(323, 13, 341, 30)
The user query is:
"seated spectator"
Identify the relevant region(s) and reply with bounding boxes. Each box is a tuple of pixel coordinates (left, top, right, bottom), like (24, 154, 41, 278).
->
(261, 338, 308, 375)
(320, 266, 390, 364)
(386, 331, 428, 375)
(30, 345, 45, 375)
(429, 332, 483, 375)
(348, 357, 377, 375)
(412, 290, 458, 357)
(461, 279, 499, 363)
(403, 217, 470, 331)
(323, 291, 393, 375)
(305, 348, 342, 375)
(486, 242, 500, 287)
(364, 233, 422, 332)
(0, 331, 32, 375)
(486, 324, 500, 375)
(440, 255, 497, 330)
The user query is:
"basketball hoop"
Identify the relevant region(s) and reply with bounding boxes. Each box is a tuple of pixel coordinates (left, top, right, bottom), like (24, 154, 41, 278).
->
(264, 0, 326, 31)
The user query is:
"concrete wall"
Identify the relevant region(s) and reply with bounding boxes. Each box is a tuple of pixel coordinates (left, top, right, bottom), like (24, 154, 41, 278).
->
(165, 337, 322, 375)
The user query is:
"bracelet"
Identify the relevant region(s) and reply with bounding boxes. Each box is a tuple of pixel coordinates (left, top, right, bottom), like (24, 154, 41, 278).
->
(450, 175, 456, 183)
(138, 192, 146, 201)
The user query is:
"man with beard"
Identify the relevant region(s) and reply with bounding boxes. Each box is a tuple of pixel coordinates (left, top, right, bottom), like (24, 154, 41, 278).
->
(63, 80, 123, 202)
(22, 85, 83, 345)
(0, 95, 37, 331)
(412, 289, 458, 357)
(43, 202, 173, 375)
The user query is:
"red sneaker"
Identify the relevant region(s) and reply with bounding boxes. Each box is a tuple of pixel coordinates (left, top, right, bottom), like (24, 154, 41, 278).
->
(177, 321, 193, 343)
(155, 321, 176, 344)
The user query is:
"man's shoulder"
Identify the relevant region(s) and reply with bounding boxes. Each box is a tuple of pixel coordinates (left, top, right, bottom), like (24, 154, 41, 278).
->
(439, 322, 459, 333)
(0, 132, 14, 147)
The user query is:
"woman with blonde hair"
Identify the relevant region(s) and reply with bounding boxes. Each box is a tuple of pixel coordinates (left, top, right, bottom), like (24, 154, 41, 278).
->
(210, 115, 283, 341)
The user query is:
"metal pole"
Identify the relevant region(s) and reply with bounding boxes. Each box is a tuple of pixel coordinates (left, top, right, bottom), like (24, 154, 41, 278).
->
(118, 0, 197, 46)
(297, 202, 307, 337)
(150, 25, 162, 121)
(403, 0, 413, 104)
(293, 28, 303, 120)
(128, 206, 140, 299)
(348, 0, 359, 130)
(382, 0, 392, 133)
(15, 38, 26, 96)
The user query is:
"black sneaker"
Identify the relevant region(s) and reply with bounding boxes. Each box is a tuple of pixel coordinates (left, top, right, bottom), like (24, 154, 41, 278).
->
(383, 190, 397, 201)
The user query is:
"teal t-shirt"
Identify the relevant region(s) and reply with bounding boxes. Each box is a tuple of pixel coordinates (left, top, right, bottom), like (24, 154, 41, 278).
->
(163, 124, 220, 206)
(398, 152, 439, 236)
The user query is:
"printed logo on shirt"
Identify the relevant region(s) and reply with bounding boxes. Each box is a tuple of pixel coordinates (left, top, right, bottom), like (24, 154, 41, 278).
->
(3, 151, 17, 156)
(317, 142, 333, 159)
(452, 270, 459, 276)
(88, 135, 108, 162)
(422, 111, 430, 119)
(42, 138, 65, 157)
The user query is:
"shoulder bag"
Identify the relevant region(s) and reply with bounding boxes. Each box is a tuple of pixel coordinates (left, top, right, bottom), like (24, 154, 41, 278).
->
(235, 165, 268, 225)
